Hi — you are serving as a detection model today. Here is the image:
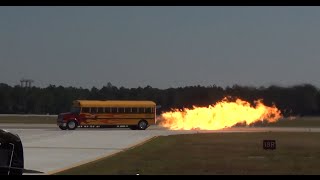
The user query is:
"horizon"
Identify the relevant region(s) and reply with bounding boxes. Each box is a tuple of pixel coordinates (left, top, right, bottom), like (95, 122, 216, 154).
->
(1, 81, 318, 90)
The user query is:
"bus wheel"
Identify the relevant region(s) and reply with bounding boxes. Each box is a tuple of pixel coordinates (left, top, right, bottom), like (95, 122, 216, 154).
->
(137, 120, 148, 130)
(67, 120, 78, 130)
(59, 125, 67, 130)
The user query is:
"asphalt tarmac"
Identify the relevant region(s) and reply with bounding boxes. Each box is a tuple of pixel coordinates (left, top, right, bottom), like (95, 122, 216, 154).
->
(2, 124, 319, 175)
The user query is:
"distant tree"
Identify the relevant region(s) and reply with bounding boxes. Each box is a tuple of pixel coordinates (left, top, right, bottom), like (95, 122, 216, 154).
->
(0, 82, 319, 116)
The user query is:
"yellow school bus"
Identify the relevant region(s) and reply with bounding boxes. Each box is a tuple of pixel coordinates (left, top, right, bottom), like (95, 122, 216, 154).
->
(57, 100, 156, 130)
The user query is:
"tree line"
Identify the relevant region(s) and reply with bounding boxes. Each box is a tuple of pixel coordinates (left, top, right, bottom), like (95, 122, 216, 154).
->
(0, 82, 319, 117)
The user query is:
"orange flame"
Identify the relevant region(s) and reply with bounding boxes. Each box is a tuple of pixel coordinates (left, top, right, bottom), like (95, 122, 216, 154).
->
(159, 97, 282, 130)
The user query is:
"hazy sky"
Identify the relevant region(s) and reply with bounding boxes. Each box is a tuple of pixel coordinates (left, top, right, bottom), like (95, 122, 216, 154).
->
(1, 6, 320, 89)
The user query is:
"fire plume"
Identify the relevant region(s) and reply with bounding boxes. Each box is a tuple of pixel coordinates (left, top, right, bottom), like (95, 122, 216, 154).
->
(159, 97, 282, 130)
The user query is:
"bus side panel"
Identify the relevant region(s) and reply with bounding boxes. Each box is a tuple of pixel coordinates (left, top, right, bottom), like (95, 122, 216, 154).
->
(78, 113, 155, 126)
(146, 118, 155, 126)
(80, 118, 155, 126)
(77, 105, 157, 127)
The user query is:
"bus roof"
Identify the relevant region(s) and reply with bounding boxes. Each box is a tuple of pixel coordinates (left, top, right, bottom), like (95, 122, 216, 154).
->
(73, 100, 156, 107)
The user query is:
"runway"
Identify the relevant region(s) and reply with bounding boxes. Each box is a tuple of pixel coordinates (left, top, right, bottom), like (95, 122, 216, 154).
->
(2, 124, 320, 175)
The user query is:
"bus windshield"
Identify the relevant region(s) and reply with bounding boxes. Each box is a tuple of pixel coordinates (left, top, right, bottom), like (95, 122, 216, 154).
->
(70, 107, 80, 114)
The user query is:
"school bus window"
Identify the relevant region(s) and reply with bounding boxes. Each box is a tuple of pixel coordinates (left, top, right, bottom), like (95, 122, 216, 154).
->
(82, 107, 89, 113)
(151, 108, 154, 113)
(125, 108, 131, 113)
(91, 107, 97, 113)
(145, 108, 152, 113)
(111, 107, 118, 113)
(118, 108, 125, 113)
(97, 107, 104, 113)
(132, 108, 138, 113)
(105, 107, 111, 113)
(138, 108, 145, 113)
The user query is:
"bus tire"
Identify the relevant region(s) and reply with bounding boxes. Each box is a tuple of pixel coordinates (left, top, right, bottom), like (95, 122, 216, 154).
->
(67, 120, 78, 130)
(137, 120, 148, 130)
(59, 125, 67, 130)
